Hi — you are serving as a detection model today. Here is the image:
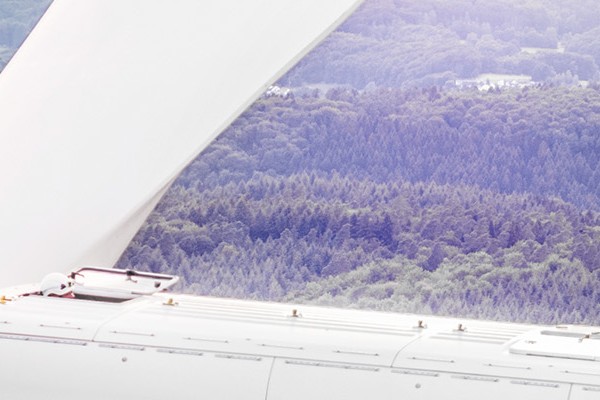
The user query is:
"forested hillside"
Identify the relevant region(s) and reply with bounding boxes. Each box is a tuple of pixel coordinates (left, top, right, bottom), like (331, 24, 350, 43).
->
(180, 87, 600, 210)
(117, 86, 600, 325)
(283, 0, 600, 87)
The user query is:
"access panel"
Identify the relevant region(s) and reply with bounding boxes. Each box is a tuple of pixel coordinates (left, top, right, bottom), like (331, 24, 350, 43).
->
(0, 337, 274, 400)
(266, 359, 571, 400)
(569, 385, 600, 400)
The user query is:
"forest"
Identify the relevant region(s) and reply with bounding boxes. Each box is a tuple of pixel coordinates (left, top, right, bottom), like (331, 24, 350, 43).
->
(283, 0, 600, 87)
(2, 0, 600, 325)
(117, 85, 600, 325)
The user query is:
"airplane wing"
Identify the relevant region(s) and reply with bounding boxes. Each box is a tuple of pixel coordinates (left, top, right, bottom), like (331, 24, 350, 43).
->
(0, 0, 363, 288)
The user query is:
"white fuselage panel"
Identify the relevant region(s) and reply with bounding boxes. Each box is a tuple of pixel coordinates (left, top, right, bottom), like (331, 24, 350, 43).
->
(0, 294, 599, 399)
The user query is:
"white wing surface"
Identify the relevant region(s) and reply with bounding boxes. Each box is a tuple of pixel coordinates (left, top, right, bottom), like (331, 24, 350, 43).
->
(0, 0, 363, 288)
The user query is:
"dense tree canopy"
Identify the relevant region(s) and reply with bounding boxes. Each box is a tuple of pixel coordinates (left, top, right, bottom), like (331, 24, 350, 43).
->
(282, 0, 600, 88)
(119, 85, 600, 325)
(177, 86, 600, 211)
